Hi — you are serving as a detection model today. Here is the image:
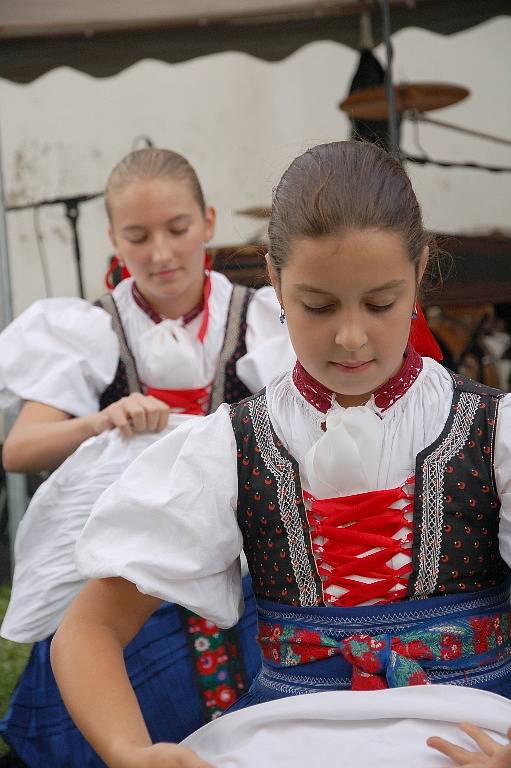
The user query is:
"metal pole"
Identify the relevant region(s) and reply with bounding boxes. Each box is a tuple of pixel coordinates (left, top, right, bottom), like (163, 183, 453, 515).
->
(0, 127, 28, 575)
(380, 0, 400, 154)
(64, 201, 85, 298)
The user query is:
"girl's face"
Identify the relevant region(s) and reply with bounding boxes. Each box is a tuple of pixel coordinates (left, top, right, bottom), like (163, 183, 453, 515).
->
(109, 177, 215, 314)
(273, 229, 428, 408)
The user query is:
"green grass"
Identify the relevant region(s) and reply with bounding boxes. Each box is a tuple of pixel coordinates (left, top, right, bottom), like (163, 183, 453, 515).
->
(0, 583, 32, 757)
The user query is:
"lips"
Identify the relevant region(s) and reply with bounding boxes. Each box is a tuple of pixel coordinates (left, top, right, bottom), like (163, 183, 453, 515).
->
(331, 359, 375, 373)
(152, 268, 180, 277)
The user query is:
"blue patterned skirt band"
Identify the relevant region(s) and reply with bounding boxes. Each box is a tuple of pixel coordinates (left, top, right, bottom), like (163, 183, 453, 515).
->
(228, 583, 511, 707)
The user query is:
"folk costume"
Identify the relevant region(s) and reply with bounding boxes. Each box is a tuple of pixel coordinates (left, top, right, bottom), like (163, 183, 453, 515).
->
(77, 350, 511, 713)
(0, 270, 294, 766)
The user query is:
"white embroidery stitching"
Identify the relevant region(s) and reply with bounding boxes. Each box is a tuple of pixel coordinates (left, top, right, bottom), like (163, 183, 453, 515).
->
(248, 394, 319, 607)
(414, 392, 481, 598)
(258, 583, 509, 626)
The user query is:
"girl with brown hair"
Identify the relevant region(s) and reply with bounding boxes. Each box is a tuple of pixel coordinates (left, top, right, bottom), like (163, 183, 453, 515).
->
(0, 148, 293, 766)
(51, 140, 511, 767)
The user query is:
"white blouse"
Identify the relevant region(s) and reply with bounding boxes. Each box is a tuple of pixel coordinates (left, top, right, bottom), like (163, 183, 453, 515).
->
(0, 272, 295, 416)
(76, 358, 511, 628)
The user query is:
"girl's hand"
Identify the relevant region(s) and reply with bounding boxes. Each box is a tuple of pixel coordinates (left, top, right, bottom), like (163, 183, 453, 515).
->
(427, 723, 511, 766)
(90, 393, 170, 437)
(114, 742, 214, 768)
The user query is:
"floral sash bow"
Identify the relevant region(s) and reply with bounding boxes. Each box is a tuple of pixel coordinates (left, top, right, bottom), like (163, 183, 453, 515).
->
(259, 611, 511, 691)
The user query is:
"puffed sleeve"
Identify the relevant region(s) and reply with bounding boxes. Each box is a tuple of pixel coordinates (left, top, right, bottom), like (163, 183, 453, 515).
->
(236, 286, 296, 392)
(0, 298, 119, 416)
(495, 394, 511, 566)
(75, 404, 244, 628)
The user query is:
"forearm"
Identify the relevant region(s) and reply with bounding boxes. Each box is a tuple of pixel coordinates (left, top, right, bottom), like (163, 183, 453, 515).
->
(51, 618, 152, 768)
(3, 414, 98, 473)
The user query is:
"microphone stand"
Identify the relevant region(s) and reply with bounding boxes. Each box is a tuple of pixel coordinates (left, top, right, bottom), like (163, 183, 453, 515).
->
(7, 191, 103, 299)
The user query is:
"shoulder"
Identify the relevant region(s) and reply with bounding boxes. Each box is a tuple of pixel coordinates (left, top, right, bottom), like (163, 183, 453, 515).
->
(449, 369, 505, 399)
(230, 371, 295, 428)
(230, 388, 267, 418)
(15, 296, 109, 323)
(210, 270, 234, 301)
(1, 296, 115, 345)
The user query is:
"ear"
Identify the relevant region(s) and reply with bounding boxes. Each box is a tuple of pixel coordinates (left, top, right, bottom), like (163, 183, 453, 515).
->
(203, 206, 216, 243)
(416, 245, 429, 287)
(108, 226, 119, 258)
(265, 253, 283, 306)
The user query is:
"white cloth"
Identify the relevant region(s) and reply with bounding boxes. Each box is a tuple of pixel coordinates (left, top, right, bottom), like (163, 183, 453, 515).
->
(76, 358, 511, 628)
(0, 273, 293, 416)
(0, 418, 195, 642)
(182, 685, 511, 767)
(0, 299, 117, 415)
(304, 403, 385, 498)
(134, 320, 204, 390)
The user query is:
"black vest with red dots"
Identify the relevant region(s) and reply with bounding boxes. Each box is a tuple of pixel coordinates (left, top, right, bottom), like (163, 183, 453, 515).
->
(230, 372, 508, 608)
(96, 284, 254, 411)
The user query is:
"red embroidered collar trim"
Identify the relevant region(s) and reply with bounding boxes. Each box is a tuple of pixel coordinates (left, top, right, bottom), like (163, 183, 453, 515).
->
(373, 344, 423, 411)
(292, 344, 423, 414)
(131, 279, 206, 329)
(292, 363, 333, 414)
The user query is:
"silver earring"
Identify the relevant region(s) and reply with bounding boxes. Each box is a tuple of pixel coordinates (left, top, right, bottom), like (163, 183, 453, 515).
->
(279, 306, 286, 325)
(411, 304, 418, 320)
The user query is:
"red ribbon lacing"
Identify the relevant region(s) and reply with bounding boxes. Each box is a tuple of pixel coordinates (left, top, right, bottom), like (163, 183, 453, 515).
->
(305, 478, 415, 607)
(145, 385, 211, 416)
(197, 264, 212, 343)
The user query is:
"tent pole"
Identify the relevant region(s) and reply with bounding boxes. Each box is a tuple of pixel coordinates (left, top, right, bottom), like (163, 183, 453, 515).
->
(0, 128, 28, 576)
(380, 0, 400, 154)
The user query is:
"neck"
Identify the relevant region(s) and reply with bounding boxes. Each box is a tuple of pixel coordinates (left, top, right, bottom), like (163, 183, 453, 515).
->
(334, 355, 407, 409)
(335, 391, 372, 408)
(292, 345, 423, 414)
(136, 279, 204, 320)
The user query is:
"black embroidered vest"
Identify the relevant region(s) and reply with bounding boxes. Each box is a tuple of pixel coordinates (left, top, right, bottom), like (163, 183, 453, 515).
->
(95, 284, 254, 412)
(410, 373, 507, 598)
(231, 372, 508, 607)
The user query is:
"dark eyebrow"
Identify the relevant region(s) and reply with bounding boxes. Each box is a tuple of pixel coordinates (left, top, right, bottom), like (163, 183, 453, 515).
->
(295, 279, 406, 295)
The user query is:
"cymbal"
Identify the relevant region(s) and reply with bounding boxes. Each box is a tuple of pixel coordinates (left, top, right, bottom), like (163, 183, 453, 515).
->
(236, 206, 272, 219)
(339, 82, 469, 120)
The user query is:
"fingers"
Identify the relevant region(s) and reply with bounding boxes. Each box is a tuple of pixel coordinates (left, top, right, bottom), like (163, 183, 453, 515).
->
(426, 735, 476, 765)
(459, 723, 498, 756)
(137, 742, 215, 767)
(144, 396, 170, 432)
(105, 401, 135, 437)
(427, 723, 506, 767)
(102, 394, 170, 437)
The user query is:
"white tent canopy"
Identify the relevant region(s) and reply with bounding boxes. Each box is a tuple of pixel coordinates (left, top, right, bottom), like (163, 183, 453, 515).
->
(0, 0, 508, 85)
(0, 1, 453, 37)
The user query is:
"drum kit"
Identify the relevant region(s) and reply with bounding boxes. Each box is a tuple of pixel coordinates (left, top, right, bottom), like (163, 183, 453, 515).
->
(234, 81, 511, 388)
(236, 79, 510, 220)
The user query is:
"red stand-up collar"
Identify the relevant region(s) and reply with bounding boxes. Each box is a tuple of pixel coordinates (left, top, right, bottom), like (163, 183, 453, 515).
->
(292, 344, 423, 414)
(131, 270, 211, 342)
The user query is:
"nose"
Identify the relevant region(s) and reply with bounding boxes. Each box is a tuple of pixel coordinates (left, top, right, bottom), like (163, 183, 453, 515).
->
(334, 310, 368, 352)
(152, 232, 176, 264)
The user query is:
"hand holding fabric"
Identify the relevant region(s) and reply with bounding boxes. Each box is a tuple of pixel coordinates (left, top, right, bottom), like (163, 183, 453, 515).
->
(427, 723, 511, 766)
